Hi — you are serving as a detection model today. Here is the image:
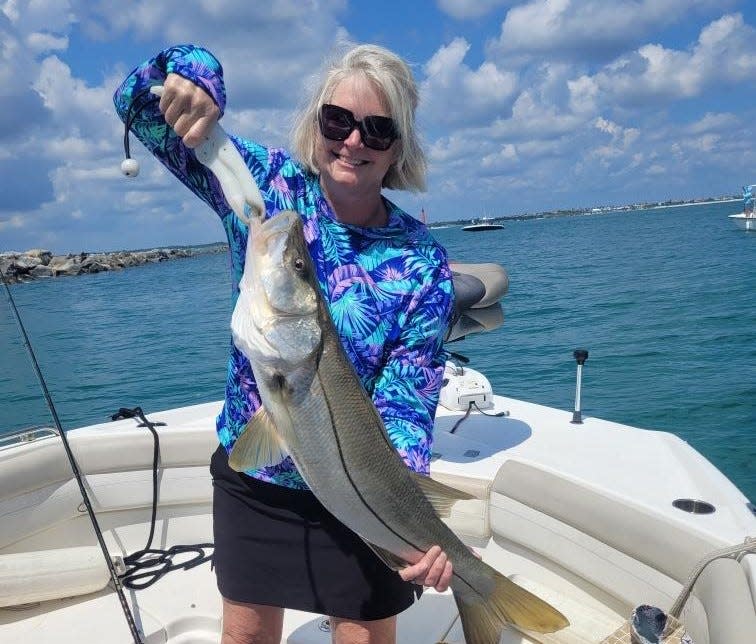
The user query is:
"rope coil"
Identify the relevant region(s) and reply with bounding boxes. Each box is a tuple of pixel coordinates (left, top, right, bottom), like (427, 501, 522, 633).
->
(111, 406, 213, 590)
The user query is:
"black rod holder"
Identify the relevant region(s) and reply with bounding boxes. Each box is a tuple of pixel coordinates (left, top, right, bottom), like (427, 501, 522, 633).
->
(571, 348, 589, 424)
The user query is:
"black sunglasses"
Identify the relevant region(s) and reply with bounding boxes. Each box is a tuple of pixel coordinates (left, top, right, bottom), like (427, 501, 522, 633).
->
(318, 104, 399, 151)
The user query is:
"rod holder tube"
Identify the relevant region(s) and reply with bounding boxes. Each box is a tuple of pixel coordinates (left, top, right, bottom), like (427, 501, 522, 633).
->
(571, 348, 589, 424)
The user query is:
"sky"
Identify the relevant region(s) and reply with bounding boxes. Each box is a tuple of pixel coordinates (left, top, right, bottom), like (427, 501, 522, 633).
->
(1, 0, 755, 253)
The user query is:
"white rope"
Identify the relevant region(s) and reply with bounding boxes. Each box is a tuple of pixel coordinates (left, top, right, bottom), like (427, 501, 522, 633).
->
(669, 536, 756, 618)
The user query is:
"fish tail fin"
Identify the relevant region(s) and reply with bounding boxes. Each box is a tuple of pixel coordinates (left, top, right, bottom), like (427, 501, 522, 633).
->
(452, 569, 569, 644)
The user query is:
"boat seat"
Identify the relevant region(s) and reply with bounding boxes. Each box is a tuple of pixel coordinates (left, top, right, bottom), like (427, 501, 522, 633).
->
(430, 470, 491, 544)
(491, 459, 720, 584)
(447, 262, 508, 342)
(488, 459, 756, 643)
(684, 557, 756, 644)
(450, 262, 509, 310)
(450, 271, 486, 312)
(0, 546, 110, 607)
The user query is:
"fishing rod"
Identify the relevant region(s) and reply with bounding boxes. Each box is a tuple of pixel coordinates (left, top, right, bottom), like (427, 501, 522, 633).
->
(0, 269, 145, 644)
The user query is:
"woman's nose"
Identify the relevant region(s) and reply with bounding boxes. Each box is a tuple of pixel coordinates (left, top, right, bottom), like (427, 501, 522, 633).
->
(343, 126, 363, 148)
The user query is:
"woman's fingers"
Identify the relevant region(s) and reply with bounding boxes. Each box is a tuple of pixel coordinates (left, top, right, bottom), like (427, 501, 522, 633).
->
(426, 550, 452, 592)
(159, 73, 219, 148)
(182, 114, 219, 149)
(399, 546, 453, 592)
(398, 547, 434, 583)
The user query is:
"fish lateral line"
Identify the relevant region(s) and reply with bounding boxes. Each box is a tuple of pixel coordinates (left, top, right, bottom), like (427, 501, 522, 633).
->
(314, 367, 425, 559)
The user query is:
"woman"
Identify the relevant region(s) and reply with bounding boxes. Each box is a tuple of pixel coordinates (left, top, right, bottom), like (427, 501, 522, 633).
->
(114, 43, 454, 644)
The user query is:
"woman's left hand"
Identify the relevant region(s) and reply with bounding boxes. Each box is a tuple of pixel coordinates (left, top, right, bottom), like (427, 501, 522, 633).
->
(399, 545, 453, 592)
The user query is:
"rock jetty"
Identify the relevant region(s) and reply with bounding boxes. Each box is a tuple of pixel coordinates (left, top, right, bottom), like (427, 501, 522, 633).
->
(0, 246, 227, 284)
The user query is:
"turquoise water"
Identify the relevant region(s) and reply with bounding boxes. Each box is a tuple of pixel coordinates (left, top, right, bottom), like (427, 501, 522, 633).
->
(2, 201, 754, 501)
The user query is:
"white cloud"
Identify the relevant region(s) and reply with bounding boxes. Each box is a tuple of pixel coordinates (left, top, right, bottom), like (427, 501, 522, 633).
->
(687, 111, 738, 135)
(2, 0, 76, 32)
(436, 0, 511, 20)
(581, 13, 756, 105)
(421, 38, 517, 127)
(33, 56, 111, 118)
(0, 1, 356, 252)
(490, 0, 725, 62)
(1, 1, 755, 251)
(568, 75, 599, 114)
(491, 90, 584, 141)
(26, 31, 68, 53)
(592, 117, 640, 160)
(77, 0, 348, 108)
(0, 215, 23, 231)
(480, 143, 518, 168)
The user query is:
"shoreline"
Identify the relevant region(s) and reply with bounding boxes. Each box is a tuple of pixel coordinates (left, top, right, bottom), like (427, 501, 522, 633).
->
(433, 197, 742, 227)
(0, 244, 228, 285)
(3, 199, 742, 284)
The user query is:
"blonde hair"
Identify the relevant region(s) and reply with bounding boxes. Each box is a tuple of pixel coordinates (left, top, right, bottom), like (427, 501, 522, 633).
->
(292, 44, 426, 192)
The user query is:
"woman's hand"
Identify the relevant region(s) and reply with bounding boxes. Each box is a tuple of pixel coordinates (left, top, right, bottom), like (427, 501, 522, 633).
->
(399, 545, 453, 592)
(158, 73, 220, 148)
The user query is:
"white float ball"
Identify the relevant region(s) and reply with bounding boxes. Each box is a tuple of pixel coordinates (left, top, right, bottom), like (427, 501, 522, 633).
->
(121, 158, 140, 177)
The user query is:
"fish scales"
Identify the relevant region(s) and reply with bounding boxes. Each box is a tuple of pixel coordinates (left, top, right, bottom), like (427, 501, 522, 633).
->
(229, 210, 569, 642)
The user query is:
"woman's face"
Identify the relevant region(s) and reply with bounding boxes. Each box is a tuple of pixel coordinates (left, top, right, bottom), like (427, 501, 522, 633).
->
(315, 76, 397, 201)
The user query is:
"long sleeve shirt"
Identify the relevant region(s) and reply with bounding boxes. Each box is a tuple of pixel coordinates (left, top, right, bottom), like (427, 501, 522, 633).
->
(113, 45, 454, 489)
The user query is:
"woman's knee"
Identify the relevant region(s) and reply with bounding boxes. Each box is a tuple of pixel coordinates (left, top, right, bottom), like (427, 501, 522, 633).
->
(329, 615, 396, 644)
(221, 599, 284, 644)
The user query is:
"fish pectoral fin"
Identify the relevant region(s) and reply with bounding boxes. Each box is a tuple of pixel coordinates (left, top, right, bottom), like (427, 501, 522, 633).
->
(411, 472, 476, 518)
(228, 406, 288, 472)
(363, 541, 408, 572)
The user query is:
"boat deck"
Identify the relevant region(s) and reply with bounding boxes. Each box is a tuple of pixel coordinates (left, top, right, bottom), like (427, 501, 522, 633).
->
(0, 513, 625, 643)
(1, 392, 754, 643)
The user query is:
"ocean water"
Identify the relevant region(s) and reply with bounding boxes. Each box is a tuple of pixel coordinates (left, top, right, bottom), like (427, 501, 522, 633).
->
(2, 201, 754, 502)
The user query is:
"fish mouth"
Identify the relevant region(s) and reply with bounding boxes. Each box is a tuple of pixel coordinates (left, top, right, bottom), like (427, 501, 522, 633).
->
(258, 210, 300, 237)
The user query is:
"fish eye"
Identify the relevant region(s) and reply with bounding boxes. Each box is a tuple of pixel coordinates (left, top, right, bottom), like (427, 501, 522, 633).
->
(294, 257, 305, 272)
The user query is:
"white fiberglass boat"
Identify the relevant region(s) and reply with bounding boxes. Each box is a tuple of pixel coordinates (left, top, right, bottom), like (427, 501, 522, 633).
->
(1, 262, 754, 644)
(730, 185, 756, 231)
(728, 213, 756, 231)
(2, 124, 753, 643)
(462, 217, 504, 232)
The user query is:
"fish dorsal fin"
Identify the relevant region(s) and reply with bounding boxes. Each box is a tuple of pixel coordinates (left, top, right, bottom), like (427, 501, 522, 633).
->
(228, 406, 288, 472)
(411, 472, 475, 518)
(362, 540, 408, 571)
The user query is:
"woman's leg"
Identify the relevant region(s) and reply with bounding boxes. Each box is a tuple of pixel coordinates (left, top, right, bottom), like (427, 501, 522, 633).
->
(221, 598, 284, 644)
(329, 615, 396, 644)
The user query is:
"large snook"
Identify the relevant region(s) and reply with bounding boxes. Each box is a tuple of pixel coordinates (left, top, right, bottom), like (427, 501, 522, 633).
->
(228, 210, 568, 642)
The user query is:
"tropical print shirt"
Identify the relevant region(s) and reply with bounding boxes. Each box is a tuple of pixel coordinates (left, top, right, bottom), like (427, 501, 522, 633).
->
(113, 45, 454, 489)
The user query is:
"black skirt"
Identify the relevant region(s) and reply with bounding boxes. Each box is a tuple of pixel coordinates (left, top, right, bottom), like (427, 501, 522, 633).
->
(210, 445, 420, 620)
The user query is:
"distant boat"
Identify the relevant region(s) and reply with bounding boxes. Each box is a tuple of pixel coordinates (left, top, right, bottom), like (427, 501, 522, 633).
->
(730, 185, 756, 231)
(729, 213, 756, 231)
(462, 216, 504, 232)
